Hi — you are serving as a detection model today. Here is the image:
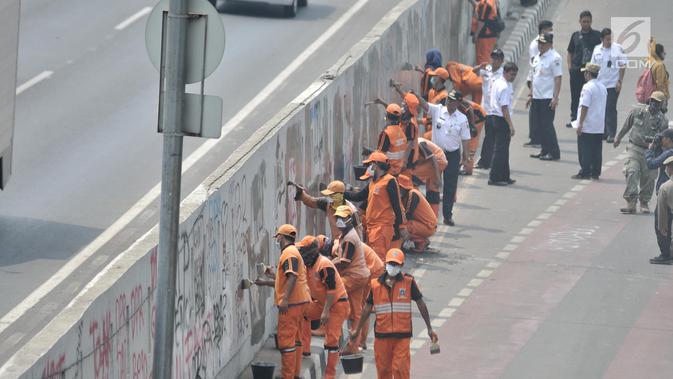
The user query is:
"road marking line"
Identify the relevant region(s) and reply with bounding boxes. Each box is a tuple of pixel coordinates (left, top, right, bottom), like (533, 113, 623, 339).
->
(413, 268, 426, 278)
(0, 0, 373, 336)
(114, 7, 152, 31)
(496, 251, 510, 260)
(438, 308, 456, 318)
(580, 179, 592, 184)
(467, 278, 483, 288)
(476, 269, 493, 278)
(503, 244, 518, 251)
(519, 228, 534, 235)
(510, 235, 526, 243)
(554, 199, 567, 206)
(448, 297, 465, 307)
(410, 339, 426, 350)
(431, 318, 446, 328)
(486, 261, 501, 269)
(562, 192, 577, 199)
(457, 288, 473, 297)
(546, 205, 560, 213)
(528, 220, 542, 227)
(537, 213, 552, 220)
(417, 328, 429, 338)
(15, 71, 53, 95)
(571, 185, 585, 192)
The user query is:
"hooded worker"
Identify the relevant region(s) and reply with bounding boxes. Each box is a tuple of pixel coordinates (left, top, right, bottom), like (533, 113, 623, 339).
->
(345, 151, 408, 259)
(293, 180, 363, 239)
(350, 249, 438, 378)
(297, 235, 350, 379)
(376, 103, 409, 176)
(331, 205, 371, 346)
(397, 174, 438, 254)
(420, 48, 443, 100)
(254, 224, 311, 379)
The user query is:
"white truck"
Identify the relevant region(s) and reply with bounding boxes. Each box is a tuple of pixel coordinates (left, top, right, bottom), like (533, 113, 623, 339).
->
(0, 0, 20, 190)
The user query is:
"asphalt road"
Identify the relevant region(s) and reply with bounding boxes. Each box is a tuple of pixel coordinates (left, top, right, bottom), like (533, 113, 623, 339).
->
(0, 0, 401, 365)
(344, 0, 673, 378)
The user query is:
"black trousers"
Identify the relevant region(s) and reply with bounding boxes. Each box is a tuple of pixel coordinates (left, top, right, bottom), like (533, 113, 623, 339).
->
(604, 87, 619, 139)
(490, 116, 512, 182)
(442, 149, 461, 220)
(530, 99, 560, 158)
(655, 207, 672, 258)
(577, 133, 603, 177)
(569, 69, 584, 121)
(477, 116, 495, 168)
(528, 100, 540, 144)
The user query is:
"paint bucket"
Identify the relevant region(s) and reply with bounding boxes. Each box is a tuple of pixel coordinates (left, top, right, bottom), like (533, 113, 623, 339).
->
(340, 354, 363, 374)
(353, 165, 366, 180)
(251, 361, 275, 379)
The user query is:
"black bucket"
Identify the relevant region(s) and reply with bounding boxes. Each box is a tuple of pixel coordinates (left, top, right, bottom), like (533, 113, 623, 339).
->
(353, 165, 367, 180)
(340, 354, 364, 374)
(251, 361, 275, 379)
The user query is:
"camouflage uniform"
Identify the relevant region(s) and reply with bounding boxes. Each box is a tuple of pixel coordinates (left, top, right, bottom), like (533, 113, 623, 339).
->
(616, 105, 669, 207)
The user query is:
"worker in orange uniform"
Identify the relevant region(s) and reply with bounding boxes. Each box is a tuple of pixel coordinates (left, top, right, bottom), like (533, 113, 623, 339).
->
(378, 104, 409, 176)
(331, 205, 371, 346)
(471, 0, 500, 65)
(419, 48, 443, 100)
(292, 180, 362, 239)
(296, 235, 350, 379)
(459, 99, 487, 175)
(397, 174, 438, 253)
(446, 61, 484, 105)
(345, 151, 408, 259)
(350, 249, 438, 379)
(254, 224, 311, 379)
(358, 241, 385, 350)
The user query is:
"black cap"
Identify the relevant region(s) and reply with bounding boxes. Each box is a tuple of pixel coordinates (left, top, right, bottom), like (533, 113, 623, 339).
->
(490, 48, 505, 59)
(538, 32, 554, 44)
(447, 89, 463, 102)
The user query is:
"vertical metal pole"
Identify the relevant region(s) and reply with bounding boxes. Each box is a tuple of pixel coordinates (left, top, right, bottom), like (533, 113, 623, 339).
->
(153, 0, 188, 377)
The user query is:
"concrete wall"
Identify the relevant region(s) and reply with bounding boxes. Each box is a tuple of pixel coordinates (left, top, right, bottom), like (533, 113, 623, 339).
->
(0, 0, 20, 190)
(0, 0, 472, 378)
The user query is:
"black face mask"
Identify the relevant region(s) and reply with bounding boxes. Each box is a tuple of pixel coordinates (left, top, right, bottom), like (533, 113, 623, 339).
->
(302, 252, 319, 267)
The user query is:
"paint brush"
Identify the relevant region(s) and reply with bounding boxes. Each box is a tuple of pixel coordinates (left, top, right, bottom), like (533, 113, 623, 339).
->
(240, 279, 253, 290)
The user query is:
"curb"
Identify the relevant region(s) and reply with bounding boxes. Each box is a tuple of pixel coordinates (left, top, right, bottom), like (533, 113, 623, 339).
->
(502, 0, 554, 64)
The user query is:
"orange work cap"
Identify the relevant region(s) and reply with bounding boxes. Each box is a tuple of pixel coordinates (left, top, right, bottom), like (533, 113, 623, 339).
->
(296, 235, 317, 249)
(397, 174, 413, 190)
(404, 92, 420, 116)
(321, 180, 345, 196)
(363, 150, 388, 165)
(386, 103, 402, 116)
(316, 234, 329, 249)
(274, 224, 297, 238)
(431, 67, 449, 81)
(386, 248, 405, 264)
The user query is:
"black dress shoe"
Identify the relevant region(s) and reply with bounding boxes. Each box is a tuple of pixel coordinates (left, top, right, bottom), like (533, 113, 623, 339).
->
(530, 153, 542, 158)
(488, 180, 508, 186)
(606, 137, 615, 143)
(474, 163, 489, 169)
(571, 174, 590, 180)
(443, 218, 455, 226)
(539, 154, 559, 161)
(591, 176, 600, 180)
(505, 179, 516, 185)
(566, 122, 573, 128)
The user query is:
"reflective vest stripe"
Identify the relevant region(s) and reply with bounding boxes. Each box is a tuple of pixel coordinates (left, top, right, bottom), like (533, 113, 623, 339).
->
(386, 151, 406, 160)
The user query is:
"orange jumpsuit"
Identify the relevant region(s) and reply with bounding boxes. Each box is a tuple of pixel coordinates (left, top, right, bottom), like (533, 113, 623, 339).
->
(378, 124, 408, 176)
(405, 138, 447, 217)
(403, 188, 438, 252)
(474, 0, 499, 65)
(446, 62, 484, 105)
(369, 274, 422, 379)
(298, 192, 361, 239)
(332, 228, 370, 340)
(458, 100, 486, 174)
(275, 245, 311, 379)
(301, 256, 350, 379)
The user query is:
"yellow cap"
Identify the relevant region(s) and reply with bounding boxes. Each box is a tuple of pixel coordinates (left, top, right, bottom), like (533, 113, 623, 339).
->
(651, 91, 667, 103)
(581, 63, 600, 74)
(321, 180, 345, 196)
(334, 205, 353, 218)
(274, 224, 297, 238)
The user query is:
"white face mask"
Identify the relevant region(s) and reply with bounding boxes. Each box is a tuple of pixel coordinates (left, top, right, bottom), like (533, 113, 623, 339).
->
(336, 219, 347, 229)
(385, 263, 401, 277)
(366, 165, 376, 176)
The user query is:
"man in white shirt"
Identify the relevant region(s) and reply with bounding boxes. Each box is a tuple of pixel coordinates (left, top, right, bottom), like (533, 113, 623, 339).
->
(527, 32, 563, 161)
(473, 48, 504, 169)
(416, 90, 471, 226)
(525, 20, 553, 148)
(488, 62, 519, 186)
(573, 63, 608, 180)
(590, 28, 626, 143)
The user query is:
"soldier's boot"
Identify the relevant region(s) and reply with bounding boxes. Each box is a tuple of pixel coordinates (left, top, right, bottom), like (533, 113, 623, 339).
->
(650, 254, 673, 265)
(620, 199, 637, 214)
(640, 202, 651, 214)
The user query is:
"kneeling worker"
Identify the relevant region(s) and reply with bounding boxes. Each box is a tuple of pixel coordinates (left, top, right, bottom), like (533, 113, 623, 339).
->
(297, 235, 351, 379)
(254, 224, 311, 379)
(350, 249, 438, 379)
(398, 174, 438, 253)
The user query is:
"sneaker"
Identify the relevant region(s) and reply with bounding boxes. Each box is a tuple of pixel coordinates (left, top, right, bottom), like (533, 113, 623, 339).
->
(650, 255, 673, 264)
(530, 153, 543, 158)
(641, 202, 651, 213)
(620, 204, 636, 214)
